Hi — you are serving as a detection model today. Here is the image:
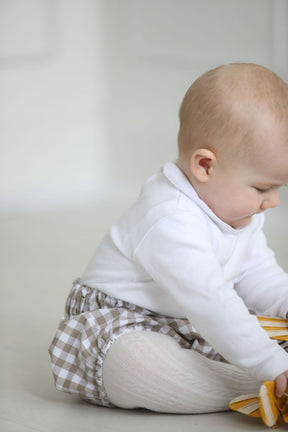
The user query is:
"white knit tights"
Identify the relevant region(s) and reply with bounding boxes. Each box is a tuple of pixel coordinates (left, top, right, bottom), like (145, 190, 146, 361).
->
(102, 331, 262, 413)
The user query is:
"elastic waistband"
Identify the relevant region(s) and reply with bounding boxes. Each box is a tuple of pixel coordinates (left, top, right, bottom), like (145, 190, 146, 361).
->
(64, 278, 159, 320)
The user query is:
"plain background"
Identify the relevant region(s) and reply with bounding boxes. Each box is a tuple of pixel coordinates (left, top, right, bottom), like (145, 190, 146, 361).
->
(1, 1, 288, 431)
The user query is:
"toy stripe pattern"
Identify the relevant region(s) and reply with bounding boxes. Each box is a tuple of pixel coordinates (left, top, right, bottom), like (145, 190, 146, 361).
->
(257, 316, 288, 341)
(230, 382, 288, 428)
(48, 279, 226, 406)
(229, 394, 261, 417)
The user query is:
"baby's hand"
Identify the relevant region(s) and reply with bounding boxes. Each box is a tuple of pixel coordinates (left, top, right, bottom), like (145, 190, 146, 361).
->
(274, 371, 288, 398)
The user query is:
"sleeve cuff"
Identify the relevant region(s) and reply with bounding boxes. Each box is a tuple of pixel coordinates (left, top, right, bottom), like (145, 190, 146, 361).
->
(249, 344, 288, 381)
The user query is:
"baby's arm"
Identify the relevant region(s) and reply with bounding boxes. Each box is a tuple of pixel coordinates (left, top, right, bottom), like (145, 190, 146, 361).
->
(235, 218, 288, 318)
(134, 211, 288, 383)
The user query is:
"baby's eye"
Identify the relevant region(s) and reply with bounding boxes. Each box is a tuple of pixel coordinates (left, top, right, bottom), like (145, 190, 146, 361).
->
(254, 187, 270, 193)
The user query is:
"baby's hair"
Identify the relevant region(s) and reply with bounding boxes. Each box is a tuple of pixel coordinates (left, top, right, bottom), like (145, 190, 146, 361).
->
(178, 63, 288, 160)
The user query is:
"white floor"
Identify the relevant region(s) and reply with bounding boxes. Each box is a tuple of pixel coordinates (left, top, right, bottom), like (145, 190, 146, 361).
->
(2, 202, 288, 432)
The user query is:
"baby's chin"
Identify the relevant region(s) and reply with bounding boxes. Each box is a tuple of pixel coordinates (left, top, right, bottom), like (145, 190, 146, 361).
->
(229, 216, 253, 229)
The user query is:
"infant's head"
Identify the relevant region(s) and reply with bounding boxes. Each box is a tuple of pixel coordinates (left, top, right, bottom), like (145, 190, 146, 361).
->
(178, 63, 288, 162)
(177, 63, 288, 229)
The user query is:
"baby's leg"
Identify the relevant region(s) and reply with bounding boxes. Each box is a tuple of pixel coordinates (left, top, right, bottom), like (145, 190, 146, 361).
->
(103, 331, 261, 413)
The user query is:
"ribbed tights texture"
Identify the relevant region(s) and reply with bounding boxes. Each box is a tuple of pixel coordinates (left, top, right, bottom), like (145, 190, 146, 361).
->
(102, 331, 262, 413)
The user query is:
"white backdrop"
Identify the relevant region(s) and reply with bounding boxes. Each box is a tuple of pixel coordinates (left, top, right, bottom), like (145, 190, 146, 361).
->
(1, 0, 288, 212)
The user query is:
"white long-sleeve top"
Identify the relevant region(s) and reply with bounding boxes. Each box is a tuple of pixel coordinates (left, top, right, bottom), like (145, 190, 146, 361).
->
(81, 161, 288, 381)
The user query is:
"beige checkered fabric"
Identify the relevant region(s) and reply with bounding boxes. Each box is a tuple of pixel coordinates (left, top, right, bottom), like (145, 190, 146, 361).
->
(48, 278, 225, 406)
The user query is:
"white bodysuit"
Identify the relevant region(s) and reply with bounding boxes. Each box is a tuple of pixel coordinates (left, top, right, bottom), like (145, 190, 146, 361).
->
(81, 161, 288, 382)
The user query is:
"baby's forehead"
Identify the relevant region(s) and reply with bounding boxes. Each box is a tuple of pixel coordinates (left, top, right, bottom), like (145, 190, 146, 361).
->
(240, 115, 288, 162)
(215, 109, 288, 165)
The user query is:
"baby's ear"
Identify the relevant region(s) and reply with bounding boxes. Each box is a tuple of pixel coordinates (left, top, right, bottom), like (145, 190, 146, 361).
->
(189, 149, 216, 183)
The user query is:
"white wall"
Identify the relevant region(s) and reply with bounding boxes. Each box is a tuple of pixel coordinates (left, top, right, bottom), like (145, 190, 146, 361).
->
(0, 0, 109, 211)
(1, 0, 288, 212)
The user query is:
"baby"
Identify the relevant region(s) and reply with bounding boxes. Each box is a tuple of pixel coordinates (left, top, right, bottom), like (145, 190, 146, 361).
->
(49, 63, 288, 417)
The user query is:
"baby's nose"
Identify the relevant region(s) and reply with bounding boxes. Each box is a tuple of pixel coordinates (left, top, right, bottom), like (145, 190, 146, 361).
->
(260, 191, 280, 210)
